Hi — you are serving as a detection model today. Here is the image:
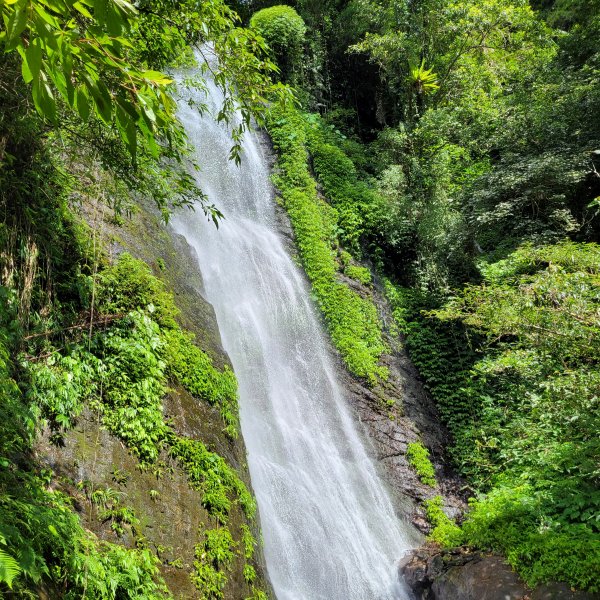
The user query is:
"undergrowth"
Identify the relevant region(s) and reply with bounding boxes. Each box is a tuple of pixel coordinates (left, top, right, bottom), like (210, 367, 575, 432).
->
(2, 249, 261, 596)
(385, 242, 600, 591)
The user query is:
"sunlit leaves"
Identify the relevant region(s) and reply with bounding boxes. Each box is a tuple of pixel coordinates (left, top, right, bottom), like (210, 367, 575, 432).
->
(1, 0, 176, 160)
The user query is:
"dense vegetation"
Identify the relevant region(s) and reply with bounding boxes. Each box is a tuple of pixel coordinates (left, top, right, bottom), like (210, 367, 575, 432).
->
(2, 0, 599, 594)
(0, 0, 277, 596)
(252, 0, 600, 592)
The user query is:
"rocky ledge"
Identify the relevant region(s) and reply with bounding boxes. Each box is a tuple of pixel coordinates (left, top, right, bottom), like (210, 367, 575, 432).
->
(400, 546, 600, 600)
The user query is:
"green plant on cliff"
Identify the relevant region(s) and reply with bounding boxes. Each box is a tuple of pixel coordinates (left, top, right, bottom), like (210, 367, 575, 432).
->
(0, 329, 172, 597)
(167, 433, 256, 525)
(98, 253, 240, 437)
(424, 496, 463, 548)
(5, 247, 259, 595)
(406, 442, 436, 487)
(164, 328, 239, 438)
(267, 105, 387, 383)
(192, 526, 236, 600)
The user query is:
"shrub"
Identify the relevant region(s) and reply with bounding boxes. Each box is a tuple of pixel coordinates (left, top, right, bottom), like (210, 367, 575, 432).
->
(250, 6, 306, 82)
(424, 496, 463, 547)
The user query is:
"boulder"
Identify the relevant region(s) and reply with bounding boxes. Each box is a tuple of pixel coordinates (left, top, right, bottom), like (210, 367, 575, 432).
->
(400, 546, 600, 600)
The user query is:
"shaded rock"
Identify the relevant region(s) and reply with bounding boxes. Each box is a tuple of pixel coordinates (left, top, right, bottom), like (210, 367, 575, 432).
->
(400, 546, 600, 600)
(531, 584, 600, 600)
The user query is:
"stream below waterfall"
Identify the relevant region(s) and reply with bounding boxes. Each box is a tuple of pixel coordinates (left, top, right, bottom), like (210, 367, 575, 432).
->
(172, 69, 415, 600)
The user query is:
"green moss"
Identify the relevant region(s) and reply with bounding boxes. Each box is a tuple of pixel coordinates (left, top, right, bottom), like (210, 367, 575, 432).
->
(406, 441, 436, 487)
(424, 495, 464, 547)
(267, 106, 388, 383)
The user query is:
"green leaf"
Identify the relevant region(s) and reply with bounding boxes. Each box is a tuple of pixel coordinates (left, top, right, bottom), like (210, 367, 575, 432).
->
(72, 1, 93, 18)
(75, 85, 90, 121)
(94, 0, 108, 27)
(87, 78, 112, 124)
(20, 48, 33, 83)
(0, 548, 22, 589)
(32, 71, 57, 122)
(25, 39, 43, 83)
(4, 1, 28, 51)
(141, 70, 172, 85)
(33, 3, 60, 28)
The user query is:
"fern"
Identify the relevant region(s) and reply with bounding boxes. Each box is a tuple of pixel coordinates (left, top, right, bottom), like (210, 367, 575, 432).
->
(0, 548, 22, 588)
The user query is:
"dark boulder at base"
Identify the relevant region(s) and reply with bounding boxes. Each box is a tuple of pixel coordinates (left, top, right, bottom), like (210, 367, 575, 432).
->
(399, 546, 600, 600)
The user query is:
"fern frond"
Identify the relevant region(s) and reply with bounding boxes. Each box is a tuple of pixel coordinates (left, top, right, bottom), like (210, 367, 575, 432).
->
(0, 548, 22, 588)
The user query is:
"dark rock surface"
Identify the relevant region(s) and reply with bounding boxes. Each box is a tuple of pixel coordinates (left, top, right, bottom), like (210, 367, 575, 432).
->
(400, 546, 600, 600)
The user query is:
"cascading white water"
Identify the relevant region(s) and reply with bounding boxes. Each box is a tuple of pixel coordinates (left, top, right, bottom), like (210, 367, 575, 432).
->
(172, 69, 415, 600)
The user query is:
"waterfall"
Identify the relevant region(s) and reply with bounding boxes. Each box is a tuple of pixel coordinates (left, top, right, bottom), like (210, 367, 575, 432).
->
(172, 69, 415, 600)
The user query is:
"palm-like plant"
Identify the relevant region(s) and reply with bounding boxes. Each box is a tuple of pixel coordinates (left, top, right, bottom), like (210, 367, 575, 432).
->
(408, 60, 440, 95)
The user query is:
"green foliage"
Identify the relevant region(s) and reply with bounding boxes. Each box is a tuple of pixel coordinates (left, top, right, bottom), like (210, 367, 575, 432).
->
(461, 486, 600, 591)
(250, 5, 306, 82)
(0, 548, 21, 589)
(100, 505, 140, 537)
(192, 527, 236, 599)
(4, 243, 258, 596)
(0, 0, 283, 165)
(98, 253, 240, 436)
(406, 442, 436, 487)
(344, 264, 372, 286)
(0, 462, 171, 598)
(305, 115, 380, 257)
(167, 434, 256, 525)
(97, 253, 179, 328)
(73, 539, 171, 599)
(384, 280, 478, 455)
(407, 60, 439, 95)
(27, 351, 96, 431)
(1, 0, 176, 160)
(267, 105, 388, 383)
(245, 589, 268, 600)
(387, 241, 600, 590)
(424, 496, 464, 547)
(93, 311, 167, 462)
(243, 564, 256, 584)
(164, 328, 239, 438)
(240, 524, 256, 560)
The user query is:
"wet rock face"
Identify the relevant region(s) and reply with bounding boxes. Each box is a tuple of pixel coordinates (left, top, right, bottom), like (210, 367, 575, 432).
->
(34, 197, 271, 599)
(400, 547, 600, 600)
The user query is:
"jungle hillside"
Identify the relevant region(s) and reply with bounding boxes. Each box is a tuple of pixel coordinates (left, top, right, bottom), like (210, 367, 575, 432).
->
(1, 0, 599, 596)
